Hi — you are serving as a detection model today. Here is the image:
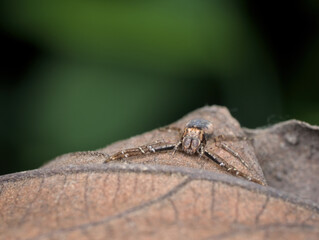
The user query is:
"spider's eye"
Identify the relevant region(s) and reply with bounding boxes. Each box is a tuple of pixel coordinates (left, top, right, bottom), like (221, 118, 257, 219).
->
(183, 137, 191, 148)
(191, 139, 200, 150)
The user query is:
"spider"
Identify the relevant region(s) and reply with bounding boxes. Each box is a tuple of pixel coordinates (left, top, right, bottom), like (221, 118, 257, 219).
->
(104, 119, 265, 185)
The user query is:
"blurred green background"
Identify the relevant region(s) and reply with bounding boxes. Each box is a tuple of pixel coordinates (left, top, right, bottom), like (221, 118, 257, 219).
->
(1, 0, 318, 175)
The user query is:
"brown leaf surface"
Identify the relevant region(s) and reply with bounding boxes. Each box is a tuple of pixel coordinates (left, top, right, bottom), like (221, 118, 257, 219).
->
(1, 105, 319, 240)
(244, 120, 319, 204)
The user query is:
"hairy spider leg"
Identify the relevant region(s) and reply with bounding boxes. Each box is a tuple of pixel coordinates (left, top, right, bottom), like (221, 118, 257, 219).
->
(219, 143, 250, 168)
(211, 134, 251, 143)
(172, 141, 182, 155)
(159, 126, 182, 133)
(210, 134, 251, 169)
(203, 150, 265, 185)
(104, 142, 175, 163)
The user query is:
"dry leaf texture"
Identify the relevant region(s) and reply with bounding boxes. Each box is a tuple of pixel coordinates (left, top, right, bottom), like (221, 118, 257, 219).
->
(1, 105, 318, 240)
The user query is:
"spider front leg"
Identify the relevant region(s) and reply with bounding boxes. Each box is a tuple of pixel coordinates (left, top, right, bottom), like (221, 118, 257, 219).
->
(198, 145, 205, 158)
(104, 142, 176, 163)
(203, 149, 265, 185)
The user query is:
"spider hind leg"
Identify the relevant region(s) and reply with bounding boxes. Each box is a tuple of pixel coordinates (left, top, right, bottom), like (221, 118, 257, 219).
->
(219, 143, 250, 169)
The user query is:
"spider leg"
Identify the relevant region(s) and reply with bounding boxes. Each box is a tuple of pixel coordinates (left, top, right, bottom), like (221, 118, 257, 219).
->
(203, 149, 265, 185)
(218, 143, 250, 169)
(159, 126, 182, 134)
(104, 142, 175, 163)
(198, 145, 205, 159)
(210, 134, 250, 143)
(172, 141, 182, 155)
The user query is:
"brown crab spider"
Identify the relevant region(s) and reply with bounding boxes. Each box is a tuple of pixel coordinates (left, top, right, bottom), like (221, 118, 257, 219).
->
(105, 119, 265, 185)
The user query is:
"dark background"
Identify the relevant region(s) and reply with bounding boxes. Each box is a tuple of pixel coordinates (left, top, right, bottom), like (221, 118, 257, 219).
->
(1, 0, 318, 175)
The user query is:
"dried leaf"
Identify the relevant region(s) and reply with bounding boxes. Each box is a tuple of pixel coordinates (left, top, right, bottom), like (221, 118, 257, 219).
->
(1, 106, 318, 240)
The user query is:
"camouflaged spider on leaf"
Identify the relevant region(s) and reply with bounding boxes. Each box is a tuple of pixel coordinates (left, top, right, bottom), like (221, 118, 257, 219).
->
(105, 119, 265, 185)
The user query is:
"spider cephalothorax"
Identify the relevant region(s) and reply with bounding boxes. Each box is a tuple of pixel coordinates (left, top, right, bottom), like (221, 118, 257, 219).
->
(181, 127, 205, 155)
(180, 119, 211, 155)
